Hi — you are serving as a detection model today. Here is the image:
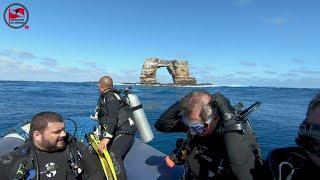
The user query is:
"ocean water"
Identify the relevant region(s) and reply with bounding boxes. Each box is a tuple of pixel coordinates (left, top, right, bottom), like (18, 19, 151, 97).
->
(0, 81, 319, 158)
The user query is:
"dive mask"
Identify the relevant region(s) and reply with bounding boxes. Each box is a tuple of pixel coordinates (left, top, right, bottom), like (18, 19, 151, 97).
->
(182, 116, 212, 135)
(296, 120, 320, 155)
(298, 120, 320, 142)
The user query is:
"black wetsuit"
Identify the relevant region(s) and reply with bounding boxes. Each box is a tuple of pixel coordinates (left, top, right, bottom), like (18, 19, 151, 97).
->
(155, 99, 235, 179)
(0, 139, 104, 180)
(155, 100, 188, 133)
(98, 89, 136, 180)
(156, 94, 263, 180)
(185, 133, 235, 180)
(264, 146, 320, 180)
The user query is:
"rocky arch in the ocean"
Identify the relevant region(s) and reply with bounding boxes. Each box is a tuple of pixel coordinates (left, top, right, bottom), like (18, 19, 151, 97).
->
(140, 58, 197, 85)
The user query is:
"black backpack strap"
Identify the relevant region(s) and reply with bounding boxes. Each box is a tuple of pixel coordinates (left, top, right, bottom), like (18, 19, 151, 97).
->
(102, 89, 126, 106)
(68, 137, 84, 179)
(11, 141, 38, 180)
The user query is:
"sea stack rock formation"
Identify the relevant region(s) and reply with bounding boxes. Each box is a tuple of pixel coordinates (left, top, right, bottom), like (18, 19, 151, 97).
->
(140, 58, 197, 85)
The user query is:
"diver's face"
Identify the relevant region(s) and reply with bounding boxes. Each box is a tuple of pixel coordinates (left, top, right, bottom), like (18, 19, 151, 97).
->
(202, 116, 219, 136)
(36, 122, 67, 152)
(307, 107, 320, 167)
(186, 115, 219, 136)
(308, 107, 320, 125)
(186, 103, 219, 136)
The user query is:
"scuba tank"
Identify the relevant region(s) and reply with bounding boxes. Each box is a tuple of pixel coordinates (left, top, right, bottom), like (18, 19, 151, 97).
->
(123, 87, 154, 143)
(90, 86, 154, 143)
(213, 93, 263, 180)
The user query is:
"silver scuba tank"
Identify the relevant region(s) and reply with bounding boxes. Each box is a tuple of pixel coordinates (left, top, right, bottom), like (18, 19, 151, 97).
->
(126, 92, 154, 143)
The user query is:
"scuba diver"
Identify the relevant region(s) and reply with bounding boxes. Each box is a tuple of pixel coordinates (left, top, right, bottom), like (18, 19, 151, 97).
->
(264, 93, 320, 180)
(91, 76, 136, 180)
(0, 112, 105, 180)
(155, 91, 263, 180)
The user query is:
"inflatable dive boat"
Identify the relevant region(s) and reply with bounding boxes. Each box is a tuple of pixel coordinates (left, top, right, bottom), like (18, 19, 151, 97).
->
(0, 119, 183, 180)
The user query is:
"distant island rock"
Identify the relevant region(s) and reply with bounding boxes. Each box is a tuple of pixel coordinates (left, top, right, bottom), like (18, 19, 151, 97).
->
(119, 82, 214, 87)
(140, 58, 197, 85)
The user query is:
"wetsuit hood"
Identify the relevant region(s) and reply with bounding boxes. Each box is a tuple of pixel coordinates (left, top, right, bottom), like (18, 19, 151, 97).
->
(296, 93, 320, 156)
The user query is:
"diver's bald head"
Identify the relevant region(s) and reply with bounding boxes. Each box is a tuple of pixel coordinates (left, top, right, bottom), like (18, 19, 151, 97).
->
(181, 91, 212, 120)
(98, 76, 113, 92)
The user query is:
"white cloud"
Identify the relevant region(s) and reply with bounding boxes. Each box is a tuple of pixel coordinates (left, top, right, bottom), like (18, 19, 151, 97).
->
(236, 71, 252, 75)
(1, 49, 319, 88)
(213, 75, 319, 88)
(0, 55, 44, 72)
(240, 61, 257, 67)
(281, 73, 299, 77)
(0, 49, 132, 82)
(264, 17, 288, 25)
(264, 71, 277, 75)
(80, 60, 97, 69)
(291, 58, 304, 65)
(193, 68, 319, 88)
(119, 69, 140, 83)
(190, 65, 215, 75)
(40, 57, 58, 67)
(290, 69, 320, 75)
(0, 49, 37, 59)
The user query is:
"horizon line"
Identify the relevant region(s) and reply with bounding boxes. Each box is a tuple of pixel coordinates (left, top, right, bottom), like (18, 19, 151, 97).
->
(0, 80, 319, 90)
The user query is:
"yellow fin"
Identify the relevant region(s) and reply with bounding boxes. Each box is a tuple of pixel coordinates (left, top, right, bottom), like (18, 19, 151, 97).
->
(88, 134, 117, 180)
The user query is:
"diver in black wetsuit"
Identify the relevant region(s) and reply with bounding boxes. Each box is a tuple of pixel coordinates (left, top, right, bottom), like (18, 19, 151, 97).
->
(155, 91, 263, 180)
(264, 93, 320, 180)
(94, 76, 136, 180)
(0, 112, 104, 180)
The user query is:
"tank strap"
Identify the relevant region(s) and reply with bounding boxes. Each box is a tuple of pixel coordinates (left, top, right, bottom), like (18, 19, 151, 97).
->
(223, 122, 251, 133)
(113, 93, 122, 101)
(131, 104, 143, 112)
(12, 142, 35, 179)
(101, 91, 133, 131)
(104, 91, 127, 106)
(100, 92, 124, 110)
(68, 139, 84, 178)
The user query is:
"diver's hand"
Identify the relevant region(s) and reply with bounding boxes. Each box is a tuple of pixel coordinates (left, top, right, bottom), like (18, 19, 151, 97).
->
(165, 156, 175, 168)
(98, 138, 110, 153)
(90, 113, 99, 121)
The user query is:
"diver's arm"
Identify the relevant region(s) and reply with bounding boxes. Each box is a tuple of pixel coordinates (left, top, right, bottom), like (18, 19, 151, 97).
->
(101, 94, 120, 138)
(154, 100, 188, 133)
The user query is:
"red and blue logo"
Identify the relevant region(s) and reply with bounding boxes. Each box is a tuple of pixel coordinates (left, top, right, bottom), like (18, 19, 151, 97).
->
(3, 3, 29, 29)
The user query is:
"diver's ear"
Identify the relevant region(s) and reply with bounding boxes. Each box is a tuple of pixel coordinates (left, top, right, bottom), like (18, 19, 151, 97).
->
(33, 130, 42, 142)
(209, 116, 220, 132)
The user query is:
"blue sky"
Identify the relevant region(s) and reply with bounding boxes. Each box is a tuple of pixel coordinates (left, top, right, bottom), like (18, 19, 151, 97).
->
(0, 0, 319, 88)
